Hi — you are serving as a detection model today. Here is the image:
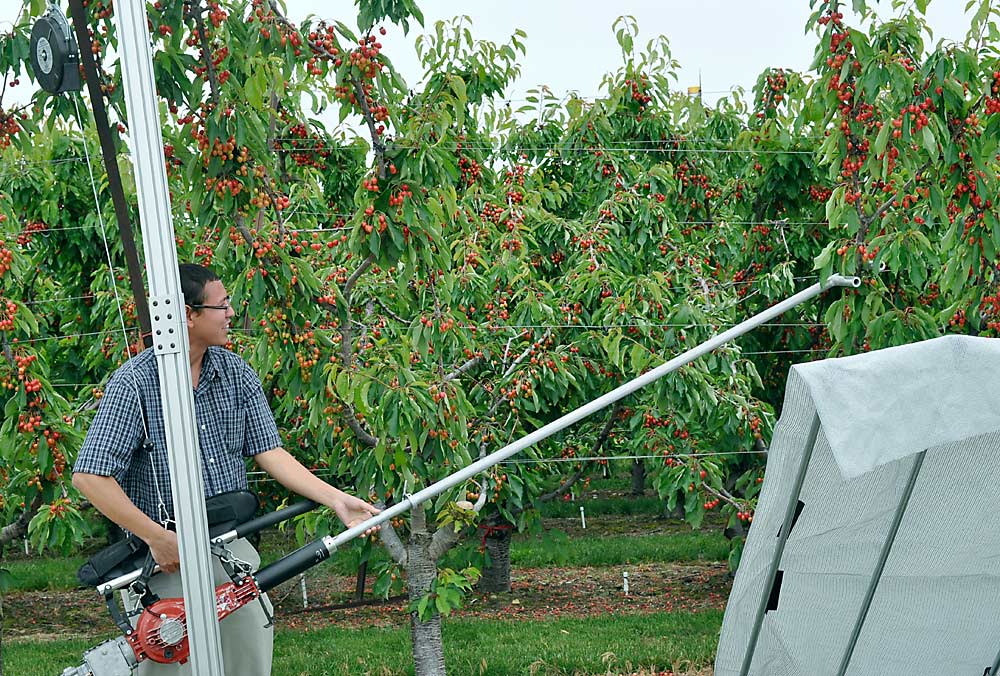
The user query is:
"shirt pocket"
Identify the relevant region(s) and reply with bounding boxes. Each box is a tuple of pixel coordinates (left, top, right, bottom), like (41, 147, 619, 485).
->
(219, 405, 246, 455)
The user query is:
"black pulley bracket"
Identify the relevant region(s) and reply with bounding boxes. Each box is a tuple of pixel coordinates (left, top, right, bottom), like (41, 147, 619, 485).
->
(30, 2, 82, 94)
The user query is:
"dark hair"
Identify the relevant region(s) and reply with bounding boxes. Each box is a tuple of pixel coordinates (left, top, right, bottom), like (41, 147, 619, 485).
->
(179, 264, 220, 307)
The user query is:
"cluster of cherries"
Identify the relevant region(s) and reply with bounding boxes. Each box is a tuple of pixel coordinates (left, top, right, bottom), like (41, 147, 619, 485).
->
(0, 238, 12, 277)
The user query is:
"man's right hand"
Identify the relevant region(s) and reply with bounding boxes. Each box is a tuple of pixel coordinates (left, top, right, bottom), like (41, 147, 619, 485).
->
(73, 473, 184, 574)
(147, 528, 181, 573)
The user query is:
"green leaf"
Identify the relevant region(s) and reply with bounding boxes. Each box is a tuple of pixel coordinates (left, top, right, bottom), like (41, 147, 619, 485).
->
(873, 121, 891, 157)
(921, 125, 938, 159)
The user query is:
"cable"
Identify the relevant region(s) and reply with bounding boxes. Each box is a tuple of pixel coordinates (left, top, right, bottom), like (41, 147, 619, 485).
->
(0, 137, 823, 171)
(9, 328, 127, 344)
(282, 215, 830, 226)
(498, 451, 766, 464)
(20, 294, 102, 306)
(265, 141, 818, 155)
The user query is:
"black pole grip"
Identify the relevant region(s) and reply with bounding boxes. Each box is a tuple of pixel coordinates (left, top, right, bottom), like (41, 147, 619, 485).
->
(254, 538, 331, 593)
(235, 500, 318, 539)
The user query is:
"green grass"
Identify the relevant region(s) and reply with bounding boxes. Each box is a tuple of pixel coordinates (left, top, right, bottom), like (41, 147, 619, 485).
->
(538, 495, 667, 519)
(2, 527, 726, 593)
(5, 610, 722, 676)
(259, 530, 728, 579)
(1, 555, 87, 591)
(512, 531, 728, 568)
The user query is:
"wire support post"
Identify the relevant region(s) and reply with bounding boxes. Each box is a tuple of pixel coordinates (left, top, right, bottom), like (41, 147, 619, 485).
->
(112, 1, 224, 674)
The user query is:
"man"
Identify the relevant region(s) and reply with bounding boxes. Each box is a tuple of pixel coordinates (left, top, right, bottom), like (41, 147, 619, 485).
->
(73, 263, 379, 674)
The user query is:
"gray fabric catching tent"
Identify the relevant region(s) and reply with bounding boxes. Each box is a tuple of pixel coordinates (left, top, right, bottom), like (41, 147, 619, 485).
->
(715, 335, 1000, 676)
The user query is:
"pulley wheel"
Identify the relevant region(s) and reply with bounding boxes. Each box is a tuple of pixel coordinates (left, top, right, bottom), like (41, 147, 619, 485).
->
(30, 10, 81, 94)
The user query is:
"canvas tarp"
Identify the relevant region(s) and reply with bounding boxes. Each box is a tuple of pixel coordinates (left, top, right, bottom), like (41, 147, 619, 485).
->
(715, 335, 1000, 676)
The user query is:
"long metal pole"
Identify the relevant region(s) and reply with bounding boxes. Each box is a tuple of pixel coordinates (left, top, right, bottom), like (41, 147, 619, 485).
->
(239, 276, 859, 588)
(104, 274, 859, 594)
(738, 413, 822, 676)
(835, 450, 926, 676)
(113, 2, 224, 674)
(326, 275, 859, 547)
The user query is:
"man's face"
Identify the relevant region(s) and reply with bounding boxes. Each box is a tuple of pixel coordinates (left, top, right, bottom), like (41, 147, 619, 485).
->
(187, 279, 235, 349)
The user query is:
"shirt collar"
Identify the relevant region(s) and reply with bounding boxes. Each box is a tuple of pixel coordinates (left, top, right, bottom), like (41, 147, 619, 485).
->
(200, 347, 223, 383)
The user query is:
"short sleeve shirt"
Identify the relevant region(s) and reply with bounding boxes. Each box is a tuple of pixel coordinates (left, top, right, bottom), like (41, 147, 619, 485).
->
(74, 346, 281, 523)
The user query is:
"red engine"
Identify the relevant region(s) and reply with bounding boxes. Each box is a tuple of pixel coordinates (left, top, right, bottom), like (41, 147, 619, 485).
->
(127, 578, 262, 664)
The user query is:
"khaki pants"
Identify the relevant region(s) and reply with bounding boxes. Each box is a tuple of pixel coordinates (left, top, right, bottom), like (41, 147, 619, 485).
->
(123, 538, 273, 676)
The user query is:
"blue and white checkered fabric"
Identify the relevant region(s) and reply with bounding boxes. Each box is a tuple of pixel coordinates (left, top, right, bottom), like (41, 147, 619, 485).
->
(74, 346, 281, 523)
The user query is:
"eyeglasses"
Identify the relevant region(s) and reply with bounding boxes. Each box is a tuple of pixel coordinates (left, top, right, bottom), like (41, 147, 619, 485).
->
(188, 297, 232, 311)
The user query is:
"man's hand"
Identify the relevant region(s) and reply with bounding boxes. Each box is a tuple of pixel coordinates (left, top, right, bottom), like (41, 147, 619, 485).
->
(72, 473, 183, 572)
(333, 493, 382, 537)
(254, 447, 383, 538)
(147, 528, 181, 573)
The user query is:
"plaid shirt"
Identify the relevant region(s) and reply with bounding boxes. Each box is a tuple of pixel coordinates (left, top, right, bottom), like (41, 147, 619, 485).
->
(74, 346, 281, 523)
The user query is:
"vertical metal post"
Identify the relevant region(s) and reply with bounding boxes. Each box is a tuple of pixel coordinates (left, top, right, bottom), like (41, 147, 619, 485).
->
(835, 451, 926, 676)
(113, 1, 224, 674)
(738, 414, 822, 676)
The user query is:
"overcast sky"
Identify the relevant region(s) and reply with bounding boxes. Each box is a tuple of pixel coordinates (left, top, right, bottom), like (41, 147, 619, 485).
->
(286, 0, 975, 105)
(0, 1, 977, 110)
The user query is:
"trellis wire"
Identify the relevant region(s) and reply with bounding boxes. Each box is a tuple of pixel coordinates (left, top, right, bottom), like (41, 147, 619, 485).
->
(0, 140, 823, 172)
(9, 218, 830, 237)
(9, 323, 830, 348)
(244, 450, 767, 480)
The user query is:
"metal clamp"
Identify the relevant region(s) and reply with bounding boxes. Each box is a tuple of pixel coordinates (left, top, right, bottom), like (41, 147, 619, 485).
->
(148, 294, 184, 355)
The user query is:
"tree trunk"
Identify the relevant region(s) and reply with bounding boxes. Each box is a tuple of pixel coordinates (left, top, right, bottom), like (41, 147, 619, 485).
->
(477, 521, 513, 593)
(408, 531, 446, 676)
(631, 459, 646, 495)
(1, 587, 4, 676)
(663, 500, 685, 520)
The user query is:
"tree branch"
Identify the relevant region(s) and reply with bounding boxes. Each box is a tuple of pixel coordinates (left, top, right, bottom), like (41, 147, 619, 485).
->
(375, 502, 407, 566)
(374, 296, 407, 324)
(444, 356, 482, 383)
(184, 0, 221, 103)
(349, 76, 387, 178)
(0, 494, 44, 547)
(337, 253, 379, 447)
(428, 521, 462, 561)
(529, 404, 621, 509)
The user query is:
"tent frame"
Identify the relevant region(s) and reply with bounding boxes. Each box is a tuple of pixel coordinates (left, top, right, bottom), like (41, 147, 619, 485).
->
(736, 429, 941, 675)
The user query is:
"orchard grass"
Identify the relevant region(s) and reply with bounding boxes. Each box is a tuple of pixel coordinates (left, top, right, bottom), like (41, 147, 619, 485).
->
(1, 555, 87, 591)
(258, 529, 728, 574)
(539, 494, 670, 518)
(2, 527, 727, 593)
(5, 610, 723, 676)
(511, 531, 729, 568)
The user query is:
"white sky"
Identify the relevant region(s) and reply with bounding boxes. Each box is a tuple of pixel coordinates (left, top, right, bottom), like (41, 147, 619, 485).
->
(0, 1, 977, 111)
(287, 0, 975, 105)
